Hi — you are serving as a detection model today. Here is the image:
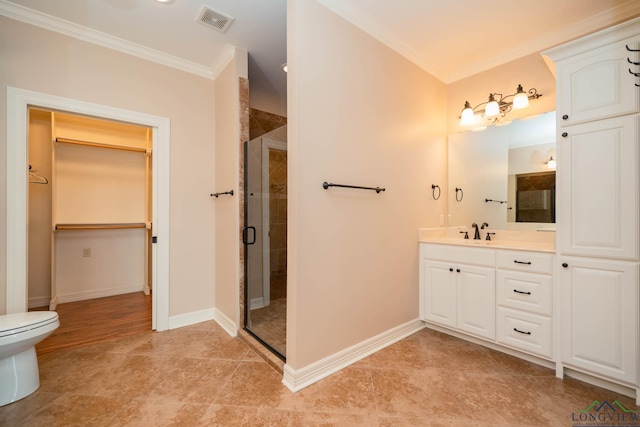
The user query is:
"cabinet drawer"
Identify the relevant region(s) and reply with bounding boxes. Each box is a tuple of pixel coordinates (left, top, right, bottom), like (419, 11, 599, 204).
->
(421, 244, 495, 267)
(496, 250, 553, 274)
(497, 308, 552, 359)
(496, 270, 552, 316)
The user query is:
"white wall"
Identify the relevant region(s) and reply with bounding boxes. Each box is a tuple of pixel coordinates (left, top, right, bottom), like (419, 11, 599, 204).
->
(287, 0, 447, 369)
(0, 16, 216, 317)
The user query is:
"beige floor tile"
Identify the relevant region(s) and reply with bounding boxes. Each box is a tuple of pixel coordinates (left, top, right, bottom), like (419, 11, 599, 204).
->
(288, 410, 379, 426)
(294, 366, 378, 415)
(214, 361, 296, 409)
(371, 367, 464, 419)
(146, 357, 239, 404)
(19, 394, 129, 427)
(110, 400, 211, 426)
(198, 405, 293, 426)
(0, 391, 60, 426)
(2, 324, 638, 427)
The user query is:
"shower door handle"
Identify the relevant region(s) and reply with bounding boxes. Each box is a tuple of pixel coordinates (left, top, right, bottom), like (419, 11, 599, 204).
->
(242, 226, 256, 245)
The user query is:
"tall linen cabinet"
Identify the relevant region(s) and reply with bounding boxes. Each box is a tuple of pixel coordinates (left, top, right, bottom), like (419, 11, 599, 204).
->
(544, 17, 640, 403)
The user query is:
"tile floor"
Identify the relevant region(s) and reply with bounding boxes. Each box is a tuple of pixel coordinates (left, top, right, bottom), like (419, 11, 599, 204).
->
(1, 322, 638, 426)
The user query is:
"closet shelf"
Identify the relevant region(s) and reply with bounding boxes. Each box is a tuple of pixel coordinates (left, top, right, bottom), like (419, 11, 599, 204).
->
(56, 137, 150, 154)
(54, 222, 150, 231)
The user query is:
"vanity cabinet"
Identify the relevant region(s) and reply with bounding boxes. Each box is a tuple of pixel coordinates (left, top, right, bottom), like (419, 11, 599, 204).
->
(554, 35, 640, 126)
(559, 256, 638, 385)
(420, 244, 495, 340)
(495, 251, 554, 358)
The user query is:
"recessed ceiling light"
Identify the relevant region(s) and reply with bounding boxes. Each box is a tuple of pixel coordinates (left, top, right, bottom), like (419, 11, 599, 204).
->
(155, 0, 174, 4)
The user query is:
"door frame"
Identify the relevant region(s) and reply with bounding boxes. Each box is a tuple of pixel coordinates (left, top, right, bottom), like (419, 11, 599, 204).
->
(261, 139, 287, 308)
(6, 87, 170, 331)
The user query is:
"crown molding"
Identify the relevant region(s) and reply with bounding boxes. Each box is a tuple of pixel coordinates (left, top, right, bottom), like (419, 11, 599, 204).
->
(317, 0, 640, 84)
(211, 44, 237, 79)
(0, 0, 215, 80)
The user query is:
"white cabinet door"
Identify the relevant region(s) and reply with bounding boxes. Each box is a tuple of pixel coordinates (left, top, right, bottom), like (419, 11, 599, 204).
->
(457, 264, 496, 340)
(421, 259, 457, 328)
(556, 36, 640, 126)
(558, 115, 639, 260)
(560, 256, 638, 385)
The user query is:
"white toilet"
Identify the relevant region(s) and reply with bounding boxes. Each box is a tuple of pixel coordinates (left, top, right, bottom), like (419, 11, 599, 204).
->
(0, 311, 59, 406)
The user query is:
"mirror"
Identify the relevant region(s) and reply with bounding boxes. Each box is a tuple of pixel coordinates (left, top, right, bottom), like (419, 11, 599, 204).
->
(447, 111, 556, 230)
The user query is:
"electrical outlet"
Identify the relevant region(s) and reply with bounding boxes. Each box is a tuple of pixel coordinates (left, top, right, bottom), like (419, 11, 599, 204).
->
(82, 248, 91, 257)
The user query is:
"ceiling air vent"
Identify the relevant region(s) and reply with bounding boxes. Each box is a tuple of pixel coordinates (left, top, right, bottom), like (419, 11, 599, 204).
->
(196, 5, 234, 33)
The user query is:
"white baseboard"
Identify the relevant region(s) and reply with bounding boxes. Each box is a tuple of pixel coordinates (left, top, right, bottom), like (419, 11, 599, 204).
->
(564, 368, 637, 401)
(213, 308, 238, 337)
(56, 285, 143, 304)
(168, 307, 216, 330)
(28, 296, 51, 309)
(250, 297, 265, 310)
(49, 296, 58, 310)
(282, 318, 425, 392)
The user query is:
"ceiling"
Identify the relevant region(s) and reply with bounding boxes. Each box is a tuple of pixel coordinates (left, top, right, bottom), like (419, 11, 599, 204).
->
(2, 0, 640, 114)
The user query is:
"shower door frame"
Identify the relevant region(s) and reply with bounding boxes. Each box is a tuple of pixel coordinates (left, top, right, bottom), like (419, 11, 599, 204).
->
(243, 138, 287, 362)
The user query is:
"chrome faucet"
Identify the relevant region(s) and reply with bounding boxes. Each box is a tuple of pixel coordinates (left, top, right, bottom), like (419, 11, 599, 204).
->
(471, 223, 481, 240)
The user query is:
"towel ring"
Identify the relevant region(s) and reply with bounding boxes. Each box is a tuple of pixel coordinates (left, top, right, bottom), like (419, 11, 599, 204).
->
(431, 184, 441, 200)
(455, 187, 464, 202)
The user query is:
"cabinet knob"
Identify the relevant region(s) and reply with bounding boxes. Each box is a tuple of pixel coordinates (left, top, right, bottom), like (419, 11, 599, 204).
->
(562, 132, 568, 137)
(456, 268, 461, 273)
(562, 114, 569, 120)
(449, 267, 454, 272)
(562, 263, 568, 268)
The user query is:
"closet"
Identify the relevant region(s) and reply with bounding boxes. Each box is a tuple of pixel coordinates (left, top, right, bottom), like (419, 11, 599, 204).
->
(28, 109, 152, 310)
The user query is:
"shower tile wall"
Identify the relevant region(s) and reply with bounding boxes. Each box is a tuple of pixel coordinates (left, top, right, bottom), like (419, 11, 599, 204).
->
(249, 108, 287, 140)
(269, 149, 287, 301)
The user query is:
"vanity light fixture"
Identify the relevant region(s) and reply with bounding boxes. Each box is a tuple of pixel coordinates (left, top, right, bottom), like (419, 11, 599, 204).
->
(546, 156, 556, 169)
(459, 84, 542, 127)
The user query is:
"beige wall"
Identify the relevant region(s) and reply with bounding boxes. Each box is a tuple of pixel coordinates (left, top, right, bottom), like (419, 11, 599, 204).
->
(287, 0, 447, 368)
(214, 51, 248, 329)
(446, 53, 557, 135)
(0, 16, 216, 317)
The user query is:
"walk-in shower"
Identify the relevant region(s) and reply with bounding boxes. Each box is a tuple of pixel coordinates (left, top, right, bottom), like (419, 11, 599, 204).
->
(243, 126, 287, 359)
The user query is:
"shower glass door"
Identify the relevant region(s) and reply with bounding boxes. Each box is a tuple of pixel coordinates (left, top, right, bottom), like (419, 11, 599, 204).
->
(244, 136, 287, 360)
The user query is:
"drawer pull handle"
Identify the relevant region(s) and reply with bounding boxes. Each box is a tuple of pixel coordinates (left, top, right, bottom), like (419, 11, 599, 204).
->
(514, 260, 532, 265)
(514, 328, 532, 335)
(513, 289, 531, 295)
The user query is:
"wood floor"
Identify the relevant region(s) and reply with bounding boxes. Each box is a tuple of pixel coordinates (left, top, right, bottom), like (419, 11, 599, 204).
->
(31, 291, 151, 354)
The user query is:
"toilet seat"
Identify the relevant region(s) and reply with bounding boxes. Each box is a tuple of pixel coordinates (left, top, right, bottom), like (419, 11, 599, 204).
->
(0, 312, 59, 338)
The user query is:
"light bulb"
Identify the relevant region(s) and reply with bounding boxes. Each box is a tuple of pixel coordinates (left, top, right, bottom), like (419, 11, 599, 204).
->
(513, 84, 529, 109)
(485, 94, 500, 117)
(547, 156, 556, 169)
(460, 101, 475, 126)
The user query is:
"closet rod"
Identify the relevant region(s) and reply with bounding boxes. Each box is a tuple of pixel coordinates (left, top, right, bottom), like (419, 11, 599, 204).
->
(54, 222, 148, 231)
(56, 137, 149, 154)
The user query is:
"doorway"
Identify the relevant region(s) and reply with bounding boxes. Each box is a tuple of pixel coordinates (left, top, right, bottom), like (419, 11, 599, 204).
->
(6, 87, 170, 331)
(244, 126, 287, 359)
(27, 108, 153, 351)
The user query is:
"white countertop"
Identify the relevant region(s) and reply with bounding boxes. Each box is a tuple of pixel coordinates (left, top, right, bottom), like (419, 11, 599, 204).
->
(418, 227, 556, 253)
